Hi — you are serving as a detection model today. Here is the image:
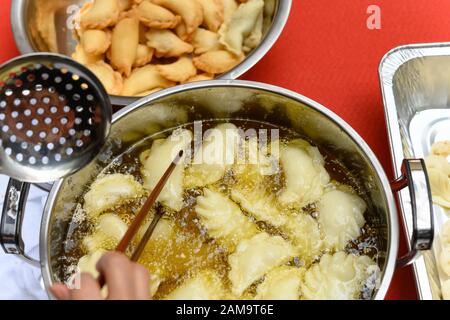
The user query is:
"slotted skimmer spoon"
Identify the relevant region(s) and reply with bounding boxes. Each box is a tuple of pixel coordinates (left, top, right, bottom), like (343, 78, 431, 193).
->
(0, 53, 111, 262)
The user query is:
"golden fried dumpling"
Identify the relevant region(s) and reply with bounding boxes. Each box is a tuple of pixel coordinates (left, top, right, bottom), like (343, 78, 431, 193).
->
(136, 1, 181, 29)
(282, 213, 324, 265)
(193, 50, 243, 74)
(146, 29, 194, 58)
(80, 0, 120, 29)
(83, 174, 144, 218)
(255, 266, 304, 300)
(243, 10, 263, 52)
(228, 232, 298, 296)
(72, 45, 103, 65)
(110, 16, 140, 76)
(198, 0, 224, 32)
(164, 270, 228, 300)
(80, 29, 111, 55)
(317, 189, 366, 251)
(122, 65, 174, 96)
(185, 73, 214, 83)
(192, 28, 222, 54)
(152, 0, 204, 34)
(301, 252, 379, 300)
(219, 0, 264, 55)
(86, 61, 123, 95)
(278, 139, 330, 208)
(133, 44, 154, 67)
(185, 123, 241, 187)
(156, 56, 197, 83)
(83, 214, 129, 252)
(195, 188, 258, 250)
(222, 0, 239, 23)
(118, 0, 133, 11)
(140, 129, 192, 211)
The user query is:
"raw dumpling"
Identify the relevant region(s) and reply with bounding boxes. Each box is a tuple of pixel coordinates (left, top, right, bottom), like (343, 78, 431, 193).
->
(282, 213, 324, 265)
(195, 188, 257, 250)
(185, 123, 241, 188)
(136, 1, 181, 29)
(80, 0, 120, 29)
(83, 174, 144, 218)
(198, 0, 224, 32)
(110, 16, 140, 76)
(425, 153, 450, 208)
(156, 56, 197, 83)
(255, 266, 303, 300)
(146, 29, 194, 58)
(141, 129, 193, 211)
(86, 61, 123, 95)
(193, 50, 243, 74)
(442, 279, 450, 300)
(317, 189, 366, 251)
(228, 232, 298, 296)
(122, 65, 174, 96)
(442, 221, 450, 247)
(164, 270, 228, 300)
(83, 213, 129, 252)
(219, 0, 264, 55)
(278, 139, 330, 208)
(192, 28, 222, 54)
(152, 0, 203, 34)
(301, 252, 379, 300)
(80, 29, 111, 55)
(431, 140, 450, 157)
(440, 247, 450, 277)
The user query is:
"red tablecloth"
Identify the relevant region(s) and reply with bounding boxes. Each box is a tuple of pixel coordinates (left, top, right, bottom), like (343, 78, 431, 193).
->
(3, 0, 450, 300)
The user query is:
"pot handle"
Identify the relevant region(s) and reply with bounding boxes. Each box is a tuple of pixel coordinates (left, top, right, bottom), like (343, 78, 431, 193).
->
(0, 178, 40, 267)
(391, 159, 434, 268)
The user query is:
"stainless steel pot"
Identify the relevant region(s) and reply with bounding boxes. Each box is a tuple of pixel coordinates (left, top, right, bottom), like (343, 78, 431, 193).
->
(0, 81, 434, 299)
(10, 0, 292, 106)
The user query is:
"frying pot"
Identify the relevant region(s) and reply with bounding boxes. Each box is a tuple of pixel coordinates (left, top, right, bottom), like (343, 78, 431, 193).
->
(0, 80, 434, 299)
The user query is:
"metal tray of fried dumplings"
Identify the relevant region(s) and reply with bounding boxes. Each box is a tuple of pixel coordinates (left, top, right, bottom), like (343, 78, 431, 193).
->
(380, 42, 450, 300)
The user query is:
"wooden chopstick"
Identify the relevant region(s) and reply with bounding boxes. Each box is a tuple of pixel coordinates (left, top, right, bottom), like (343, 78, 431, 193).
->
(97, 150, 184, 287)
(116, 149, 184, 254)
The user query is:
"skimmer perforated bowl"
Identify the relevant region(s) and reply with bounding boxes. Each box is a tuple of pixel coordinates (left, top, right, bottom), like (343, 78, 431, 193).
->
(0, 53, 111, 183)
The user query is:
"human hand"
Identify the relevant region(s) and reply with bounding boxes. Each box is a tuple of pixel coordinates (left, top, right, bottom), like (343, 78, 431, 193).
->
(50, 252, 150, 300)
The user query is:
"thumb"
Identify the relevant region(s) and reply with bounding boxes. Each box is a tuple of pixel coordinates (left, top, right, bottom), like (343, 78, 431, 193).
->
(50, 283, 71, 300)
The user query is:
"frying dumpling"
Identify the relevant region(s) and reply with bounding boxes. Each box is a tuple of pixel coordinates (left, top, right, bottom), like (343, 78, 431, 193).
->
(425, 153, 450, 208)
(164, 270, 228, 300)
(86, 61, 123, 95)
(301, 252, 379, 300)
(72, 45, 103, 65)
(133, 44, 154, 68)
(141, 129, 193, 211)
(192, 28, 222, 54)
(83, 214, 129, 252)
(255, 266, 304, 300)
(193, 50, 243, 74)
(80, 0, 120, 29)
(195, 188, 257, 250)
(156, 56, 197, 83)
(278, 139, 330, 208)
(198, 0, 224, 32)
(219, 0, 264, 55)
(110, 16, 140, 76)
(185, 123, 241, 188)
(152, 0, 204, 34)
(146, 29, 194, 58)
(122, 65, 174, 96)
(282, 213, 324, 265)
(317, 189, 366, 251)
(136, 1, 181, 29)
(78, 249, 106, 279)
(80, 29, 111, 55)
(83, 174, 144, 218)
(228, 232, 298, 296)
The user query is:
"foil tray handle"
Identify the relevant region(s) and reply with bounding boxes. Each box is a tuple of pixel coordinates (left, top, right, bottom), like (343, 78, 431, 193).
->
(392, 159, 434, 267)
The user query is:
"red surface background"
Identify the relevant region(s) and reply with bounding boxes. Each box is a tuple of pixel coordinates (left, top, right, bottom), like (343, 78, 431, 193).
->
(3, 0, 450, 300)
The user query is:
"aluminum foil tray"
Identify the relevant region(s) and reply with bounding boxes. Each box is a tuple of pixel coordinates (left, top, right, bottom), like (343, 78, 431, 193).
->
(380, 42, 450, 300)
